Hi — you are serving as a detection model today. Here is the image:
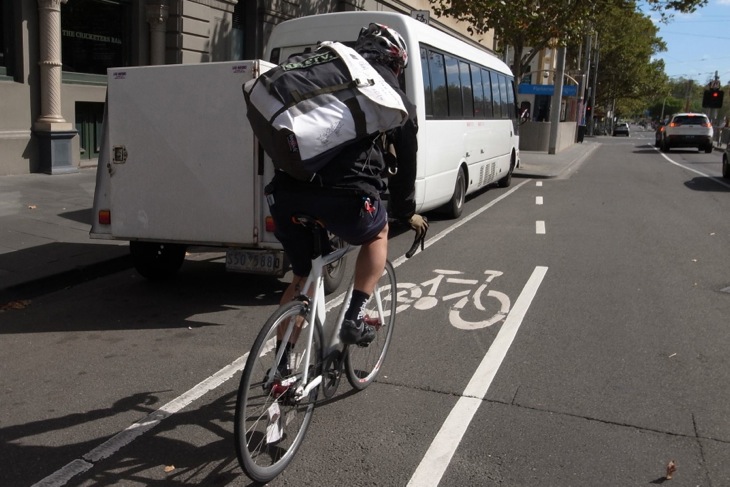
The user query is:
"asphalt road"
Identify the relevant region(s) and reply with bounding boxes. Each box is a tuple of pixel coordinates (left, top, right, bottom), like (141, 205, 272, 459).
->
(2, 130, 729, 486)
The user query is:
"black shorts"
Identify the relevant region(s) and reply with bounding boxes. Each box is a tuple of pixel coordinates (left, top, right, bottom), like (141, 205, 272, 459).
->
(268, 186, 387, 276)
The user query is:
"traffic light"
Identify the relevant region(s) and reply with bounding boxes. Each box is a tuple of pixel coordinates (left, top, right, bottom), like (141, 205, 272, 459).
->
(702, 89, 724, 109)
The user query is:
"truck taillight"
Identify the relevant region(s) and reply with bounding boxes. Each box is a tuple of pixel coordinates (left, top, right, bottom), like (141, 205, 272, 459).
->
(265, 216, 276, 233)
(98, 210, 111, 225)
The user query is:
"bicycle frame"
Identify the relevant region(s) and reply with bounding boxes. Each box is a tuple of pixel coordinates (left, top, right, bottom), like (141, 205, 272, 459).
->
(270, 243, 359, 401)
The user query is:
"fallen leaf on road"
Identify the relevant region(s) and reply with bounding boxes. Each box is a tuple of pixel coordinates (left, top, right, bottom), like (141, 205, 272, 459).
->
(666, 460, 676, 479)
(164, 465, 175, 473)
(0, 300, 31, 312)
(28, 205, 37, 209)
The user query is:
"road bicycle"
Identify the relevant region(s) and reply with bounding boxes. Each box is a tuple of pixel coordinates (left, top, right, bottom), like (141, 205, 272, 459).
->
(233, 214, 424, 483)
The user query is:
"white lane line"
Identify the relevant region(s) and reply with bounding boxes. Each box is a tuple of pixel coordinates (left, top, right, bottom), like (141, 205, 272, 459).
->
(655, 147, 730, 190)
(36, 180, 532, 487)
(536, 196, 543, 205)
(391, 179, 531, 268)
(31, 355, 249, 487)
(407, 266, 549, 487)
(536, 220, 546, 234)
(536, 181, 543, 187)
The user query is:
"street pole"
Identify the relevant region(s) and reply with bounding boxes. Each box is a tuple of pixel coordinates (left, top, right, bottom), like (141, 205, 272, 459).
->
(548, 46, 566, 154)
(576, 34, 592, 142)
(588, 34, 599, 135)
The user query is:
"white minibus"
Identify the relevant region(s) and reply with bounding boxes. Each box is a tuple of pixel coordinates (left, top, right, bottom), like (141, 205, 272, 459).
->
(265, 11, 520, 218)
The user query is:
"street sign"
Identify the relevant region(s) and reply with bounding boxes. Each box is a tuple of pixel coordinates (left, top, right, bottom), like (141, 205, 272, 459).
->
(518, 83, 578, 97)
(411, 10, 430, 24)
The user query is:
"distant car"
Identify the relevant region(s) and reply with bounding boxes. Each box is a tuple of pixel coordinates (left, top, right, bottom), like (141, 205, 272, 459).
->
(613, 122, 629, 136)
(660, 113, 713, 153)
(723, 145, 730, 178)
(654, 122, 666, 147)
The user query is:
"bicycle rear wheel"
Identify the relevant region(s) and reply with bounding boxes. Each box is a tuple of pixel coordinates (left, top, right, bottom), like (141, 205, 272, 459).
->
(345, 260, 397, 390)
(234, 300, 323, 483)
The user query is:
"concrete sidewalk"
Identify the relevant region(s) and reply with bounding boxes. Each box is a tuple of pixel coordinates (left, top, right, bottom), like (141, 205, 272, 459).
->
(0, 140, 599, 300)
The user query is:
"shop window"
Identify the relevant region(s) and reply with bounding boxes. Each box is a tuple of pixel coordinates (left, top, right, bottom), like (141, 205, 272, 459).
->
(61, 0, 131, 75)
(76, 102, 104, 160)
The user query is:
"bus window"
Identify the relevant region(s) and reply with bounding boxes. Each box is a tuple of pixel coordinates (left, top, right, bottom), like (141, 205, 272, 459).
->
(472, 67, 485, 118)
(506, 78, 516, 119)
(490, 70, 502, 118)
(498, 74, 511, 119)
(420, 47, 433, 116)
(428, 50, 448, 118)
(459, 60, 474, 118)
(444, 55, 462, 118)
(481, 68, 494, 119)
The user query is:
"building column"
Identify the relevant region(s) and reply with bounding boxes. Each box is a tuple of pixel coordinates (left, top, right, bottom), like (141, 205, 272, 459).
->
(146, 1, 169, 65)
(35, 0, 78, 174)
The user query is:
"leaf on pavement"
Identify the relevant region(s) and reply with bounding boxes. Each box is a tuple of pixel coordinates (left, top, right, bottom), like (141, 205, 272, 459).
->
(666, 460, 676, 480)
(27, 204, 37, 209)
(164, 465, 175, 473)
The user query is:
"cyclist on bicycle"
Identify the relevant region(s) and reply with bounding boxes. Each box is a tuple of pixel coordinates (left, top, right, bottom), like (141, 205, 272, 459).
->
(267, 23, 427, 348)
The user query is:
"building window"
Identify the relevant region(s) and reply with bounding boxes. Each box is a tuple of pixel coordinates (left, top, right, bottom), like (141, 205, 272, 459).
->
(61, 0, 132, 75)
(1, 0, 14, 77)
(76, 102, 104, 160)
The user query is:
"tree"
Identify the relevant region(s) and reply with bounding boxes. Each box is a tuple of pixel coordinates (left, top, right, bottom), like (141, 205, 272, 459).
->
(593, 4, 667, 117)
(428, 0, 708, 85)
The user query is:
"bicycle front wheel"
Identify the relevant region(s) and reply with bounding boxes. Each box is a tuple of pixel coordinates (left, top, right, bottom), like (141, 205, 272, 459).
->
(345, 259, 397, 390)
(234, 300, 323, 483)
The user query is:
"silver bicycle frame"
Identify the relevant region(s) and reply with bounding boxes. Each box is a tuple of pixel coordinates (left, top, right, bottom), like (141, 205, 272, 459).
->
(292, 243, 358, 400)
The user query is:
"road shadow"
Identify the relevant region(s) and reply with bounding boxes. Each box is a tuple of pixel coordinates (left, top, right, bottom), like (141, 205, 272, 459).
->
(59, 207, 93, 225)
(683, 176, 730, 192)
(3, 365, 363, 486)
(0, 252, 287, 334)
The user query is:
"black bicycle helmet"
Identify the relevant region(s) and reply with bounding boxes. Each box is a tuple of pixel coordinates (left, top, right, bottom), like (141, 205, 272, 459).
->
(355, 22, 408, 70)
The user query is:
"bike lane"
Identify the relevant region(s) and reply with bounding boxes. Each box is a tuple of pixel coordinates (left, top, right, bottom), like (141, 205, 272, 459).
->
(437, 143, 730, 486)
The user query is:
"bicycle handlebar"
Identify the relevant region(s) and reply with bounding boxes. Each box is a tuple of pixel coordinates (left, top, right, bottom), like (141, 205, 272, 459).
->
(405, 226, 427, 259)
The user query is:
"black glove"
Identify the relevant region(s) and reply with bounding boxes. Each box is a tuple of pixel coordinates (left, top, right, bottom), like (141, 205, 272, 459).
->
(408, 214, 428, 239)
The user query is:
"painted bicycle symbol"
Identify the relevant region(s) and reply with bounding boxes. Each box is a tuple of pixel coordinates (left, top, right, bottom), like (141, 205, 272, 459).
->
(382, 269, 511, 330)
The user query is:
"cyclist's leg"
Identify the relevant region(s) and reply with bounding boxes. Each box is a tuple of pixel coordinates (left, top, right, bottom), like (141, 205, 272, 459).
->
(346, 259, 397, 389)
(353, 221, 388, 295)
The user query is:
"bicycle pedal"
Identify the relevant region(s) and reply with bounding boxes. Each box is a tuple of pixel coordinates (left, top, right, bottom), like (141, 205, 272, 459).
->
(363, 316, 381, 330)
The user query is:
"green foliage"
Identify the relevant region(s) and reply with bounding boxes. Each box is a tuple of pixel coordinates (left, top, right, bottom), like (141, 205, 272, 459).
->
(428, 0, 708, 116)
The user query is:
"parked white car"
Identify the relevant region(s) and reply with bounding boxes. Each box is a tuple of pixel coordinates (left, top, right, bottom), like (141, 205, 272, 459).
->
(659, 113, 714, 153)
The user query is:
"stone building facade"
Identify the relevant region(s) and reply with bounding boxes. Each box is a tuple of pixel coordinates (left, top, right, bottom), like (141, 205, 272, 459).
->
(0, 0, 495, 175)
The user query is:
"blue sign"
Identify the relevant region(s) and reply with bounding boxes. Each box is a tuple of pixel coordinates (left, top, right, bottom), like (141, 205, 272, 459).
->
(518, 83, 577, 97)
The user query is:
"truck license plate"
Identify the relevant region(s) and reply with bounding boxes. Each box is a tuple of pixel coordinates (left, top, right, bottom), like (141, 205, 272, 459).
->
(226, 249, 285, 275)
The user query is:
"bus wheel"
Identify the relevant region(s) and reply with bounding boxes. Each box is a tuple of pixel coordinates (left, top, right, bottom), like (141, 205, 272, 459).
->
(497, 160, 514, 188)
(443, 166, 466, 219)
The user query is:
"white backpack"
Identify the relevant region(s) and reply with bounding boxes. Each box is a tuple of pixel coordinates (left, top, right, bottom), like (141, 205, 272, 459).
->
(243, 41, 408, 181)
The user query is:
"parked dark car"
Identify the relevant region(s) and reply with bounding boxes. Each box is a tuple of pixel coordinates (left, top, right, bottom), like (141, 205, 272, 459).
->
(723, 144, 730, 179)
(613, 122, 629, 136)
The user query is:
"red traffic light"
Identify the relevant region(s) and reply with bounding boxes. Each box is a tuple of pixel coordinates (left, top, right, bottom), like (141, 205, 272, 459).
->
(702, 89, 724, 108)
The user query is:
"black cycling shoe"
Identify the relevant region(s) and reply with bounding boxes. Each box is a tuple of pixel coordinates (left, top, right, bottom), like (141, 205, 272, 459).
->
(340, 318, 376, 346)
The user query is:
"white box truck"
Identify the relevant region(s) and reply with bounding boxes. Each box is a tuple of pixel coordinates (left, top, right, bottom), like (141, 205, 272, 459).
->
(90, 60, 345, 290)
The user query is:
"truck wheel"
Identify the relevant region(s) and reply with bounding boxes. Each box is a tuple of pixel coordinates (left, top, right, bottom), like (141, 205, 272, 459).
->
(130, 241, 187, 280)
(322, 235, 347, 294)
